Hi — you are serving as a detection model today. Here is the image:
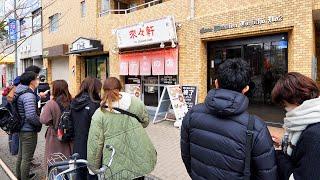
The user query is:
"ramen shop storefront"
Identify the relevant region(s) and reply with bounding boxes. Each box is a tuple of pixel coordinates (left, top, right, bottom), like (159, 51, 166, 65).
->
(120, 48, 179, 107)
(115, 16, 179, 108)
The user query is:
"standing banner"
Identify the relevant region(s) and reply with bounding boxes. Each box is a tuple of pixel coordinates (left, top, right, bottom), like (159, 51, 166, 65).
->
(9, 19, 16, 41)
(153, 85, 189, 126)
(182, 86, 198, 110)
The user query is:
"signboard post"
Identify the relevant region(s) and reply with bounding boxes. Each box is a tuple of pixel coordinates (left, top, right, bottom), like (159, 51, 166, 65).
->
(182, 86, 198, 110)
(153, 85, 189, 128)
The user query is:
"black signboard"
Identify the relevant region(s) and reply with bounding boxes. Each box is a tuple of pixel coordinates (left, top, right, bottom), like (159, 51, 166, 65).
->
(125, 76, 141, 84)
(182, 86, 198, 110)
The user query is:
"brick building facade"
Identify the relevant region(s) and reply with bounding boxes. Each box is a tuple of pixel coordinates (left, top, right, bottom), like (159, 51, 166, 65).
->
(42, 0, 320, 121)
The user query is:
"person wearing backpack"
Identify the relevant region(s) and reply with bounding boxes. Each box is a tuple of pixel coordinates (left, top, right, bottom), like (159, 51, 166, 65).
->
(180, 59, 277, 180)
(87, 77, 157, 178)
(15, 71, 42, 180)
(40, 80, 73, 167)
(70, 77, 102, 180)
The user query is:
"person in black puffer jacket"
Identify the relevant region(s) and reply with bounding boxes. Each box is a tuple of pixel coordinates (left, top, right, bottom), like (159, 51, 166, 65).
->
(181, 59, 277, 180)
(70, 77, 102, 180)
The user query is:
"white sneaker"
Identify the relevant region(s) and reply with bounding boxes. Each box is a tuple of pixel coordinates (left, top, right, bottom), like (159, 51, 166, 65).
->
(174, 120, 182, 128)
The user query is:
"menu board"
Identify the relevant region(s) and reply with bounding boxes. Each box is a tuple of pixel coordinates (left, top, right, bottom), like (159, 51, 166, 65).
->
(153, 85, 189, 124)
(167, 85, 189, 120)
(182, 86, 198, 110)
(125, 84, 141, 98)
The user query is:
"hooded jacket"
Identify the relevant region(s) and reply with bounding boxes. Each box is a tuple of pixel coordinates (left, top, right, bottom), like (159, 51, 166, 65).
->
(70, 92, 100, 160)
(16, 84, 42, 132)
(181, 89, 277, 180)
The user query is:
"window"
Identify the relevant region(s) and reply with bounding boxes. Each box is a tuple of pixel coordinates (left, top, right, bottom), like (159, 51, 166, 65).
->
(101, 0, 110, 12)
(144, 0, 162, 7)
(49, 14, 59, 32)
(32, 8, 42, 33)
(81, 1, 86, 17)
(19, 18, 26, 38)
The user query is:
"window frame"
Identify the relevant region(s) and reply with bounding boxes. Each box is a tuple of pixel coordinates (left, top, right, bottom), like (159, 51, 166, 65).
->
(80, 1, 86, 17)
(19, 18, 26, 38)
(32, 8, 42, 33)
(101, 0, 110, 13)
(49, 13, 59, 33)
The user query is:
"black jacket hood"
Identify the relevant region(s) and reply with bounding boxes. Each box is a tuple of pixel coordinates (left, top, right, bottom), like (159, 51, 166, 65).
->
(71, 93, 93, 111)
(205, 89, 249, 117)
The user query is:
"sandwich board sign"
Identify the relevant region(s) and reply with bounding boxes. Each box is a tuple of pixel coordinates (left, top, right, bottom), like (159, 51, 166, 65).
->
(182, 86, 198, 110)
(153, 85, 189, 124)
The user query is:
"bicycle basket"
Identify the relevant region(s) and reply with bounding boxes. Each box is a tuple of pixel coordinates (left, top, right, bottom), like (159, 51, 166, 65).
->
(47, 153, 69, 180)
(106, 169, 161, 180)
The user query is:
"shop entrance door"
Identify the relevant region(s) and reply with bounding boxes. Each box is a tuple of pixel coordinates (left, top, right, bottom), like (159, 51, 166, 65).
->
(85, 55, 108, 81)
(207, 34, 288, 124)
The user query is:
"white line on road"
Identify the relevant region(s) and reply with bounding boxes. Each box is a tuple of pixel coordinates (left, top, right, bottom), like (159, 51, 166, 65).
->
(0, 158, 17, 180)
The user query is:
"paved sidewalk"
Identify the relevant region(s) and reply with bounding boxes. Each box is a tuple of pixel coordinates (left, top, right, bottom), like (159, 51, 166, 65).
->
(0, 121, 191, 180)
(0, 118, 283, 180)
(0, 166, 10, 180)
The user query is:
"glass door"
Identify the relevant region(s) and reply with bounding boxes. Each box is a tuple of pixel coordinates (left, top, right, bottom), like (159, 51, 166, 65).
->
(207, 34, 288, 123)
(85, 55, 108, 80)
(143, 76, 159, 107)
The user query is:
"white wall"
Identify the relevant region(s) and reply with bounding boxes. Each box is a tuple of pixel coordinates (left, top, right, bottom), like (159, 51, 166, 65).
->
(51, 57, 70, 84)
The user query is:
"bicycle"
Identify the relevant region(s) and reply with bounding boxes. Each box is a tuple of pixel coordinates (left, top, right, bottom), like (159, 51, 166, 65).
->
(47, 145, 160, 180)
(47, 145, 115, 180)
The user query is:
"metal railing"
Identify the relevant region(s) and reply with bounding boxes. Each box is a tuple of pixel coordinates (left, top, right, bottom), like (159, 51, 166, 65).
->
(99, 0, 163, 16)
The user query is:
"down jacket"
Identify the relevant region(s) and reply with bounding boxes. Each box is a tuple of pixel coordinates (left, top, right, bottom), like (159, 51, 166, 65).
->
(87, 92, 157, 177)
(181, 89, 277, 180)
(16, 84, 42, 132)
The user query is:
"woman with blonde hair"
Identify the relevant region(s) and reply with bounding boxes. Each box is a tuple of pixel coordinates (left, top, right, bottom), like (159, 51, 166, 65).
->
(87, 77, 157, 178)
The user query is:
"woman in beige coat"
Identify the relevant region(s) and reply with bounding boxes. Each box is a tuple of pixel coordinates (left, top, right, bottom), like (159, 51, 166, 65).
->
(40, 80, 73, 165)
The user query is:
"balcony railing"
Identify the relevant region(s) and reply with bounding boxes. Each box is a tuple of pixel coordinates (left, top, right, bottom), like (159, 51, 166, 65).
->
(99, 0, 163, 16)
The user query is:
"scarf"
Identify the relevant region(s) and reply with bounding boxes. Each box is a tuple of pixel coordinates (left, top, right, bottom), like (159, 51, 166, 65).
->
(283, 97, 320, 156)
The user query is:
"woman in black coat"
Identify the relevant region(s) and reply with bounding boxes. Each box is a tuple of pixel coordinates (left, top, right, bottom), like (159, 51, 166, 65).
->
(271, 72, 320, 180)
(70, 77, 102, 180)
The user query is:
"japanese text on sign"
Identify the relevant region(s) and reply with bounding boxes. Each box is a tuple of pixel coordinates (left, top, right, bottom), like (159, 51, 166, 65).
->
(116, 16, 177, 48)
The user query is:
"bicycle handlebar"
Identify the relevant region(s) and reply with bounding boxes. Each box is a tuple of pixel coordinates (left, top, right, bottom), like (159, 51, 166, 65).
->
(48, 145, 115, 176)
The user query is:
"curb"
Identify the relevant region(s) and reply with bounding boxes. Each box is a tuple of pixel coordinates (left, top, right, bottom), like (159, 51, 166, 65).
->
(0, 158, 17, 180)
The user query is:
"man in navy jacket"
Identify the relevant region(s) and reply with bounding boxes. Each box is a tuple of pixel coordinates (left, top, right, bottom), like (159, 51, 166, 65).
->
(181, 59, 277, 180)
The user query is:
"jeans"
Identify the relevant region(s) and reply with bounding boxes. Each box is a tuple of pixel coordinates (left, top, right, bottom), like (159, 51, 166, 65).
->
(16, 132, 38, 180)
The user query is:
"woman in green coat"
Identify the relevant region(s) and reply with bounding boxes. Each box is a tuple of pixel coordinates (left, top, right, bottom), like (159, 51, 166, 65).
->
(87, 77, 157, 178)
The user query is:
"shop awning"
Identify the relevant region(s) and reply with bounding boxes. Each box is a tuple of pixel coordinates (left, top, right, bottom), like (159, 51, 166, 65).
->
(68, 37, 103, 54)
(0, 54, 15, 64)
(119, 48, 178, 76)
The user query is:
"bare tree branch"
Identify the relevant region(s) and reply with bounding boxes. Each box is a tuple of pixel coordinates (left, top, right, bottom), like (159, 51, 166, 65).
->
(0, 5, 71, 62)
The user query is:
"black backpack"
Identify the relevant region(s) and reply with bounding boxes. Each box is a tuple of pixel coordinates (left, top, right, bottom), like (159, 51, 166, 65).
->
(55, 102, 74, 142)
(0, 90, 32, 134)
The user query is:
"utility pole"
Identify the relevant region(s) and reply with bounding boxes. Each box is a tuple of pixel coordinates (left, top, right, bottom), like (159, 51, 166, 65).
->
(13, 0, 18, 77)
